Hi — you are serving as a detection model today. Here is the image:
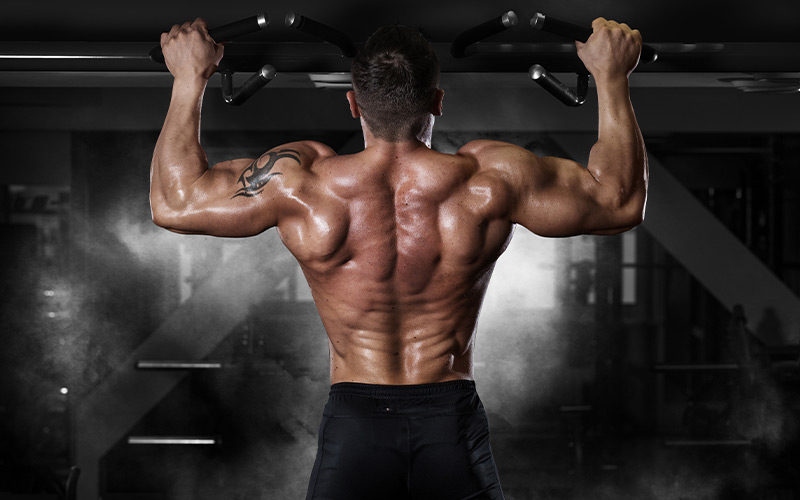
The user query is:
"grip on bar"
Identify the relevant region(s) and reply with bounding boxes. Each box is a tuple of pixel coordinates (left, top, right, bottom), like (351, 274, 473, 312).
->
(529, 64, 589, 107)
(531, 12, 658, 64)
(450, 11, 519, 58)
(285, 12, 357, 58)
(150, 13, 270, 64)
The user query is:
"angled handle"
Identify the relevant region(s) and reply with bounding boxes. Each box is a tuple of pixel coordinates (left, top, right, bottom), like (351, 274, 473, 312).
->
(221, 65, 276, 106)
(531, 12, 657, 64)
(450, 11, 518, 58)
(285, 12, 357, 58)
(150, 13, 269, 64)
(529, 65, 590, 107)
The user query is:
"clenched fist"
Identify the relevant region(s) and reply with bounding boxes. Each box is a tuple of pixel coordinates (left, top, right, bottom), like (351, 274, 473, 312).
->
(160, 18, 224, 81)
(576, 18, 642, 82)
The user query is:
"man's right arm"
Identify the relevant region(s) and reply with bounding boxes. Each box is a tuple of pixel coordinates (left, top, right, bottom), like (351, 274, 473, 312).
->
(470, 18, 648, 237)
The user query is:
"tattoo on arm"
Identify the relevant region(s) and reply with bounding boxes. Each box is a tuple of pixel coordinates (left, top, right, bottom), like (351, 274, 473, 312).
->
(232, 149, 300, 198)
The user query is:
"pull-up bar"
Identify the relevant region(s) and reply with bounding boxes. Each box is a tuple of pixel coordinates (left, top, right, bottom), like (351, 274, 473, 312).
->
(148, 12, 357, 105)
(531, 13, 658, 64)
(149, 13, 270, 64)
(285, 11, 357, 58)
(450, 11, 519, 58)
(148, 13, 275, 105)
(451, 11, 660, 107)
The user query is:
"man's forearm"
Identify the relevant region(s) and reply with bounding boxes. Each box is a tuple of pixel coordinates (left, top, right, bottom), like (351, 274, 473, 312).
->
(588, 76, 648, 213)
(150, 77, 210, 217)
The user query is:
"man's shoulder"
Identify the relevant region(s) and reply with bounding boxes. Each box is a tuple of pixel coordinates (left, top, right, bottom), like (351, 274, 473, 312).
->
(455, 139, 533, 172)
(273, 140, 337, 165)
(457, 139, 508, 155)
(456, 139, 529, 160)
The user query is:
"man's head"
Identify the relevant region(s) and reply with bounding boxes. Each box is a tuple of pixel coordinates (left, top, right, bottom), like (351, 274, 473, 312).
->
(349, 25, 442, 142)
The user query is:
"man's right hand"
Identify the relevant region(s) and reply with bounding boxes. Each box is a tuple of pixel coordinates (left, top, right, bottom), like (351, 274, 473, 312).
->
(576, 17, 642, 82)
(160, 18, 224, 82)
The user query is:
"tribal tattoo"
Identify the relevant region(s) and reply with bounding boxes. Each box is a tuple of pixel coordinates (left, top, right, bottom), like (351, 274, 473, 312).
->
(232, 149, 300, 198)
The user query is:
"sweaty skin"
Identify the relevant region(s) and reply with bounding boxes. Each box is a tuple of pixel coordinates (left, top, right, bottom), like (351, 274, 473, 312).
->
(151, 18, 648, 385)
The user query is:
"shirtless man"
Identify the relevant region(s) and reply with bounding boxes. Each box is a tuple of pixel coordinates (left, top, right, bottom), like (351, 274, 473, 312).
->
(151, 17, 647, 500)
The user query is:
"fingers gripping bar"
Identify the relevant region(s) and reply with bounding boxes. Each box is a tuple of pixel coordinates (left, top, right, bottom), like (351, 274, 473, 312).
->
(528, 12, 657, 107)
(150, 14, 274, 106)
(531, 12, 658, 64)
(149, 13, 270, 64)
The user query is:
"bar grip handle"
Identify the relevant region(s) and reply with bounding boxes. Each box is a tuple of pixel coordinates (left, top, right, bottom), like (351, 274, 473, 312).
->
(529, 64, 589, 107)
(531, 12, 657, 64)
(150, 13, 269, 64)
(450, 11, 518, 58)
(221, 65, 276, 106)
(285, 12, 357, 58)
(208, 13, 269, 43)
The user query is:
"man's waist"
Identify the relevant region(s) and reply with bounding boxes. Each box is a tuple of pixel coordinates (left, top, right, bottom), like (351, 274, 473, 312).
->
(323, 379, 483, 417)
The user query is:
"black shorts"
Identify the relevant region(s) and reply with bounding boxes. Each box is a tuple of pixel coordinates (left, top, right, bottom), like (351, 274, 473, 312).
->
(305, 380, 505, 500)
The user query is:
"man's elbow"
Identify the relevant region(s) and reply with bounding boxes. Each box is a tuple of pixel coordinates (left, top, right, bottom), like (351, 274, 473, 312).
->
(150, 198, 183, 232)
(595, 189, 646, 235)
(616, 193, 647, 232)
(150, 209, 171, 230)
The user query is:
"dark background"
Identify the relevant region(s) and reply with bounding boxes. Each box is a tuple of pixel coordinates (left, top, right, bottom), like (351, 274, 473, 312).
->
(1, 1, 799, 499)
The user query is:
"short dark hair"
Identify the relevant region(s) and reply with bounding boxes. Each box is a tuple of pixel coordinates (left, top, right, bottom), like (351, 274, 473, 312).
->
(351, 25, 440, 141)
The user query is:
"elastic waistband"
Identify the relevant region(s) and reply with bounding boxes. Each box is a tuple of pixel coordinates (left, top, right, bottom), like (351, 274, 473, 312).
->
(329, 380, 476, 399)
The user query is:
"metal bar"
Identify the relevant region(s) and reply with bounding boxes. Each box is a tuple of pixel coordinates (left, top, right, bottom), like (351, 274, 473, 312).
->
(284, 12, 356, 58)
(2, 42, 800, 74)
(450, 11, 518, 58)
(653, 364, 741, 371)
(663, 439, 753, 447)
(529, 64, 589, 106)
(128, 436, 219, 445)
(150, 14, 269, 64)
(135, 360, 223, 370)
(221, 64, 276, 105)
(531, 12, 658, 64)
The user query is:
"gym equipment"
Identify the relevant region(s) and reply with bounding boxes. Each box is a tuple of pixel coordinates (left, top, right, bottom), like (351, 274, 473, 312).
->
(128, 436, 220, 445)
(285, 12, 357, 58)
(531, 13, 658, 64)
(221, 64, 276, 105)
(135, 360, 223, 369)
(65, 466, 80, 500)
(150, 14, 275, 105)
(148, 13, 270, 64)
(450, 11, 518, 58)
(529, 12, 659, 107)
(450, 11, 659, 107)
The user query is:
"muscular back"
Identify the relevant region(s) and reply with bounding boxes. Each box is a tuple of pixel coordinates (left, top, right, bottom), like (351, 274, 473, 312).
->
(152, 16, 647, 386)
(273, 141, 514, 384)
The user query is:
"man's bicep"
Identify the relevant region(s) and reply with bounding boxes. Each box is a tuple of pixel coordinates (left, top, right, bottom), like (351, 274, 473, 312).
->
(508, 154, 606, 237)
(512, 154, 642, 236)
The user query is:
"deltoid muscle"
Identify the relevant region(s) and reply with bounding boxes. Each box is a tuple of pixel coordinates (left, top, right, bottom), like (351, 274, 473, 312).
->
(233, 149, 300, 198)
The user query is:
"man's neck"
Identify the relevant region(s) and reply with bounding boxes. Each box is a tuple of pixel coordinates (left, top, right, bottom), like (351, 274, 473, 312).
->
(360, 117, 434, 150)
(362, 136, 430, 156)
